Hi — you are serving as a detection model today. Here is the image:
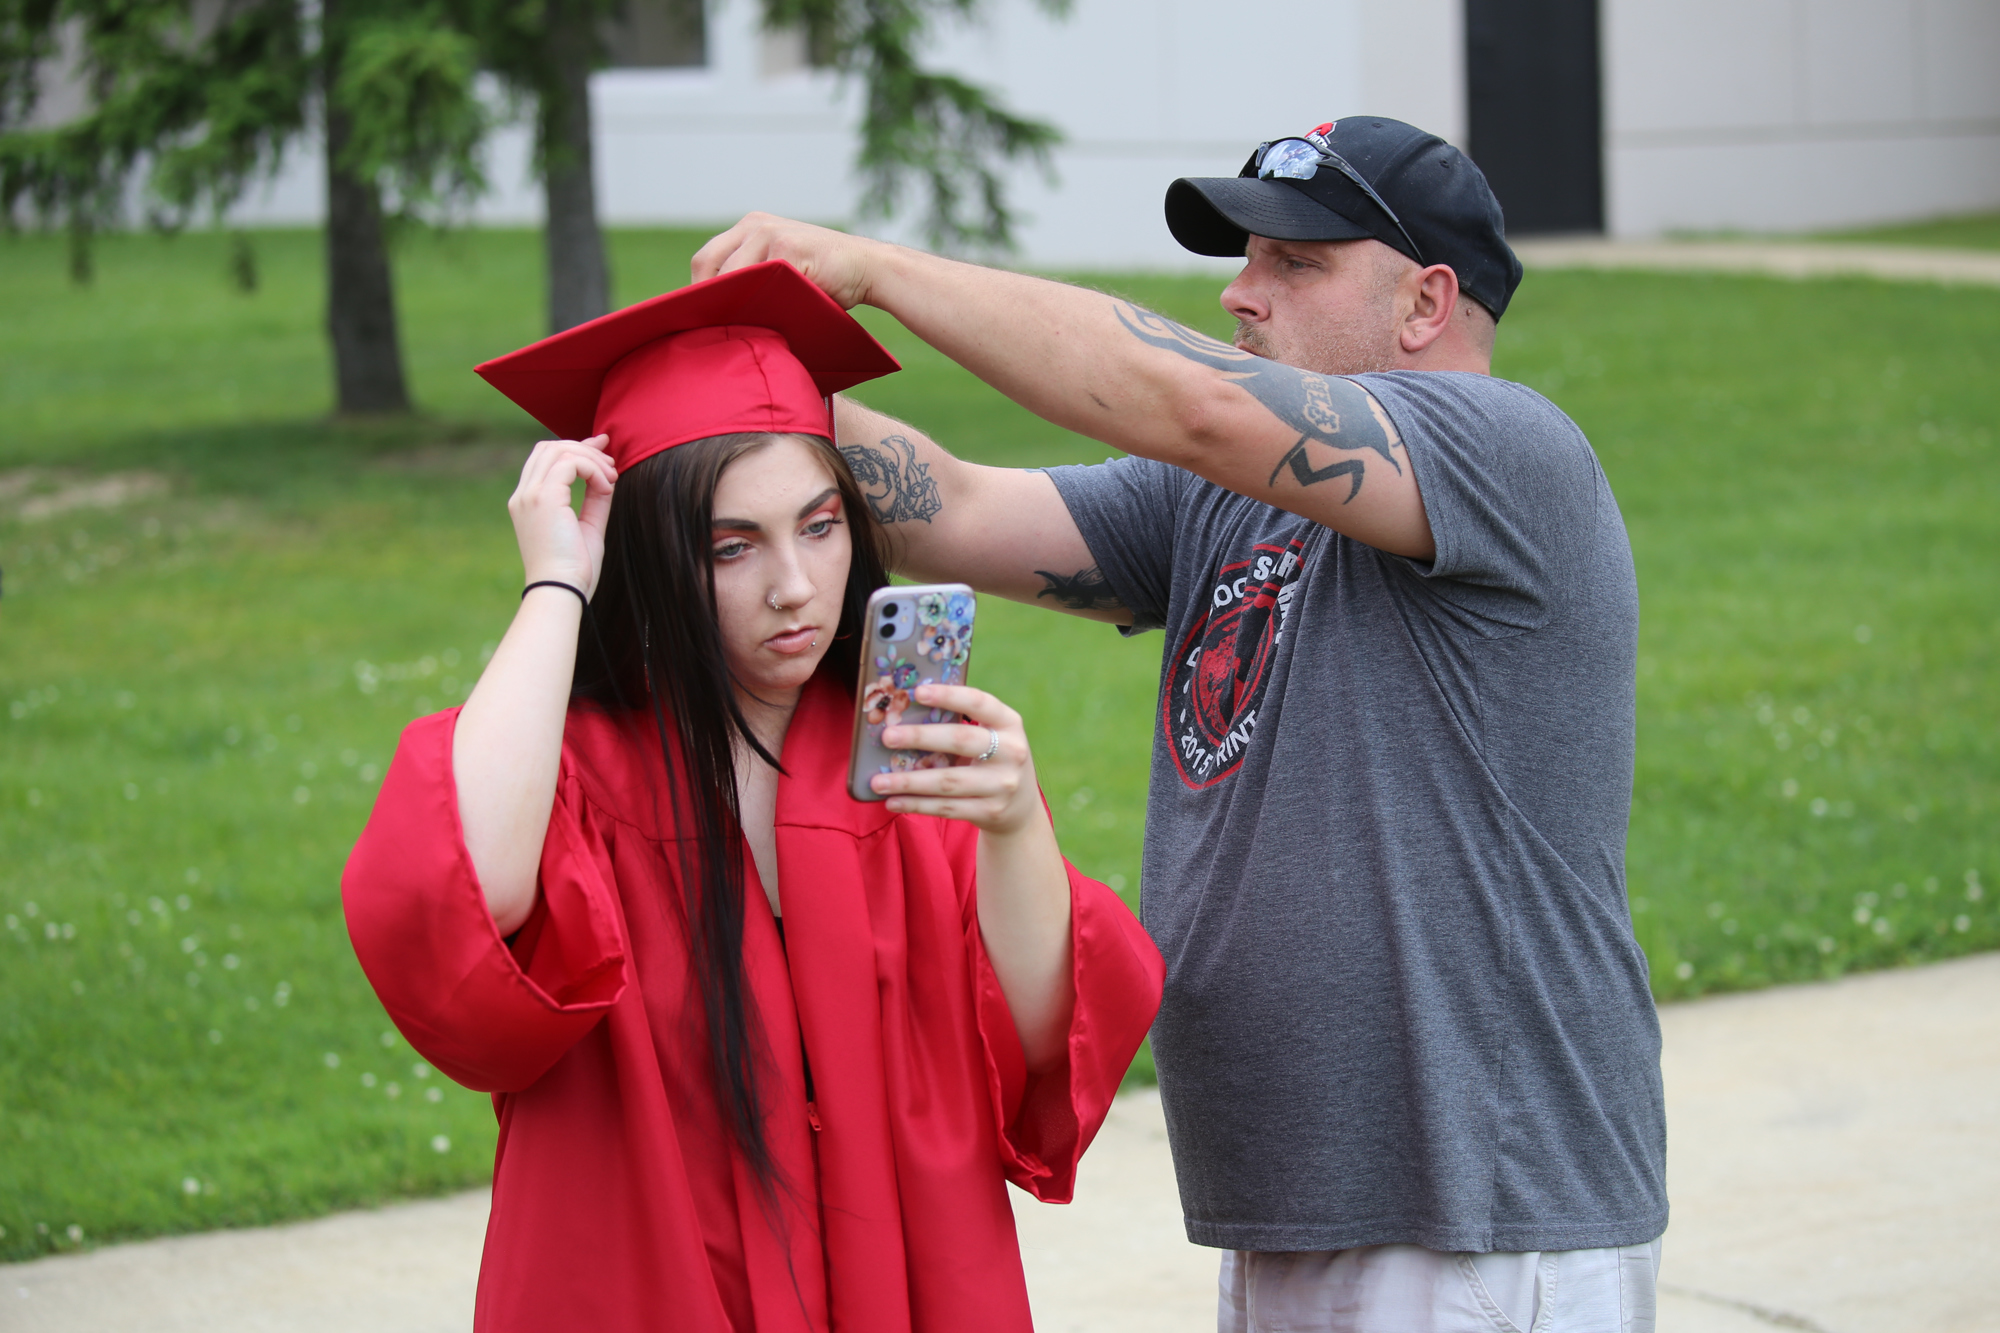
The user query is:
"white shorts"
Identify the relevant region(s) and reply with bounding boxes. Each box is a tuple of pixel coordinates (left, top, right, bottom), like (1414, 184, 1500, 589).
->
(1218, 1240, 1663, 1333)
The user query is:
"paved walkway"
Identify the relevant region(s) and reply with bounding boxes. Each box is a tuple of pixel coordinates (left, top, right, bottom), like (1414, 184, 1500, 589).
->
(7, 952, 1999, 1332)
(1510, 237, 2000, 288)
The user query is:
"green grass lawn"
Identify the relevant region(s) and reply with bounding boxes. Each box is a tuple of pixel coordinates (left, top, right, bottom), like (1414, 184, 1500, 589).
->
(1813, 210, 2000, 250)
(2, 226, 1996, 1260)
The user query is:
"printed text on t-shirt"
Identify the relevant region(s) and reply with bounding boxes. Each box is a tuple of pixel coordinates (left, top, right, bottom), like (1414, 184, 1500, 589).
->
(1164, 537, 1308, 789)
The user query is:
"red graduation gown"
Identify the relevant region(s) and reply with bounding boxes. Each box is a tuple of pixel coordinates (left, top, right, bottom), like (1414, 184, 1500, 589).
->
(341, 671, 1163, 1333)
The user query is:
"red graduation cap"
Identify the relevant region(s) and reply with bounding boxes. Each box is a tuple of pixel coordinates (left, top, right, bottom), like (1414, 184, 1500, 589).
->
(475, 259, 901, 472)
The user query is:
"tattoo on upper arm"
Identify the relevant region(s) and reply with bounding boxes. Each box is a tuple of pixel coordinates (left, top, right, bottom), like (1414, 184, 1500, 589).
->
(839, 434, 942, 525)
(1034, 566, 1124, 612)
(1112, 303, 1403, 505)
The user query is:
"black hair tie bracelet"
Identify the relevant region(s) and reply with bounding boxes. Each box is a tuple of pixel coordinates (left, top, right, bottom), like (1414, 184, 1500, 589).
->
(522, 580, 589, 608)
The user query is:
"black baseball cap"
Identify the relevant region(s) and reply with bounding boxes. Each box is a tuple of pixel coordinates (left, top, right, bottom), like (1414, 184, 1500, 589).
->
(1165, 117, 1524, 319)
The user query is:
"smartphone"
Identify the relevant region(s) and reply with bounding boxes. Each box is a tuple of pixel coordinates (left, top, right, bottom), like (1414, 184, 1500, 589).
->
(848, 583, 977, 802)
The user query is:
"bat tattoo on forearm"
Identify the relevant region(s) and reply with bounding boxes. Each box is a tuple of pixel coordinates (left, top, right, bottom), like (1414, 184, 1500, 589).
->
(1034, 566, 1123, 611)
(1112, 304, 1401, 503)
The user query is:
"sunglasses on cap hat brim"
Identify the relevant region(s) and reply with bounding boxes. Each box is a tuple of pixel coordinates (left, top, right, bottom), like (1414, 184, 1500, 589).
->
(1247, 135, 1427, 266)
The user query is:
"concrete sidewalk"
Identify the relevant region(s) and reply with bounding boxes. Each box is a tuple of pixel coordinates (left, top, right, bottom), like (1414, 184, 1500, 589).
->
(8, 951, 1999, 1332)
(1510, 237, 2000, 288)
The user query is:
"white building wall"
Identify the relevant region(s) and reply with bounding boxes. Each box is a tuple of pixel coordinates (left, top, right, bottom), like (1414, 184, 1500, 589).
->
(221, 0, 2000, 259)
(230, 0, 1460, 271)
(1602, 0, 2000, 236)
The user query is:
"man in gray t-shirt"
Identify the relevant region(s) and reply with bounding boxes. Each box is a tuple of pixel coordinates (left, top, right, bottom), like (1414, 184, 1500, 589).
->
(698, 115, 1666, 1329)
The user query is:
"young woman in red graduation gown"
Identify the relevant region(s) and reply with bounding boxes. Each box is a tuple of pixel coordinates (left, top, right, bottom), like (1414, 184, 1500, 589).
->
(341, 269, 1163, 1333)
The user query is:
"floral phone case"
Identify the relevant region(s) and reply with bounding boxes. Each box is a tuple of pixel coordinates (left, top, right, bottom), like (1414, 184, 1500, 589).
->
(848, 583, 977, 802)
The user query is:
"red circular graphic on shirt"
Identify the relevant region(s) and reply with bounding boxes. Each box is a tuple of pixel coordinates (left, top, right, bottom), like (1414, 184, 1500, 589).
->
(1162, 538, 1308, 789)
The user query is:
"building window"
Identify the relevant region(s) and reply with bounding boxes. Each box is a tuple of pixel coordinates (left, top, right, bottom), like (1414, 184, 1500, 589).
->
(601, 0, 705, 69)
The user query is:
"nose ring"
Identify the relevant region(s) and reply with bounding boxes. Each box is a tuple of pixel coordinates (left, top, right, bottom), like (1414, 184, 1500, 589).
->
(768, 592, 785, 612)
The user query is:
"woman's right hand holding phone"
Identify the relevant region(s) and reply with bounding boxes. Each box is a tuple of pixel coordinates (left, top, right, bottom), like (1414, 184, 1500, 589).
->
(875, 684, 1077, 1073)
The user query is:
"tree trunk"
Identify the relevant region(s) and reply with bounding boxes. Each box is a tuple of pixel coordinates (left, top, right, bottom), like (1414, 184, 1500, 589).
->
(541, 0, 610, 335)
(325, 100, 413, 415)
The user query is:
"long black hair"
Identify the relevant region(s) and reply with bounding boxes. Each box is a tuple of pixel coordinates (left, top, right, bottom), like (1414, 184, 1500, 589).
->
(572, 431, 888, 1179)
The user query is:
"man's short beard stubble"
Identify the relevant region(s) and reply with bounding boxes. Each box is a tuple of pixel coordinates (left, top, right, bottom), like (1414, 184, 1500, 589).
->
(1233, 249, 1405, 377)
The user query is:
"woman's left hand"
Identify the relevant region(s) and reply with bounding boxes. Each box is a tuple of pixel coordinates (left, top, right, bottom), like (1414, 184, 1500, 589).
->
(874, 684, 1043, 834)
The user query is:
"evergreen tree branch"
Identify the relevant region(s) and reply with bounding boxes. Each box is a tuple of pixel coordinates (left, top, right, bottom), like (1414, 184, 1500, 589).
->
(764, 0, 1067, 253)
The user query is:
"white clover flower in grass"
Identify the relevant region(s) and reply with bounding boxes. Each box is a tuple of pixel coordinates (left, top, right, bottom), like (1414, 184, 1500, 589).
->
(292, 787, 311, 805)
(222, 954, 238, 970)
(386, 1083, 402, 1099)
(1955, 916, 1972, 933)
(323, 1052, 340, 1069)
(431, 1136, 451, 1154)
(1817, 937, 1837, 954)
(181, 1177, 200, 1196)
(175, 895, 190, 911)
(66, 1226, 82, 1243)
(380, 1031, 397, 1048)
(412, 1063, 430, 1078)
(207, 1030, 222, 1045)
(426, 1087, 443, 1103)
(1673, 962, 1694, 981)
(362, 1073, 377, 1088)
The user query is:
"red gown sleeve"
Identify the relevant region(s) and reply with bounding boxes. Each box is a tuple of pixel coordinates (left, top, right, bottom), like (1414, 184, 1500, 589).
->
(968, 857, 1164, 1204)
(341, 709, 628, 1093)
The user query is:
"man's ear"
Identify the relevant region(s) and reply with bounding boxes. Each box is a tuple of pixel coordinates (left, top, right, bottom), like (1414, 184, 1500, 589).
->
(1400, 264, 1460, 353)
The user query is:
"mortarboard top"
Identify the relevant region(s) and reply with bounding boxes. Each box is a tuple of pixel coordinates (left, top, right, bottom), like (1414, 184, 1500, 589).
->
(475, 259, 901, 473)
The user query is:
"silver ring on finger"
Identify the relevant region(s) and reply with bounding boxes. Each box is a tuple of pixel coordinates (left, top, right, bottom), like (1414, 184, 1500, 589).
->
(976, 728, 1001, 763)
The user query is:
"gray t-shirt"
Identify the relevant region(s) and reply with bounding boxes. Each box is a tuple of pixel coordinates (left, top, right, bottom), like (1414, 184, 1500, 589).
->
(1047, 370, 1666, 1254)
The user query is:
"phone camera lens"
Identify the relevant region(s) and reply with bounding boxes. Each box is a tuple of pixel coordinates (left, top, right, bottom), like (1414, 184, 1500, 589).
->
(878, 623, 896, 639)
(880, 602, 899, 618)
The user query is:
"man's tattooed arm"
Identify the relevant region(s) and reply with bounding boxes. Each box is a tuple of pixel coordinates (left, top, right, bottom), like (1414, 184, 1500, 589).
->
(1034, 565, 1124, 612)
(1112, 304, 1402, 505)
(839, 434, 943, 524)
